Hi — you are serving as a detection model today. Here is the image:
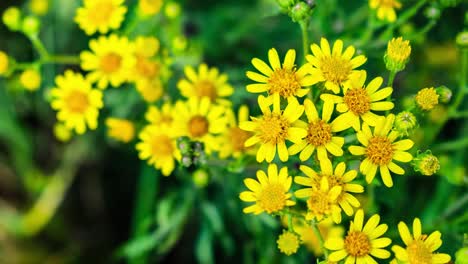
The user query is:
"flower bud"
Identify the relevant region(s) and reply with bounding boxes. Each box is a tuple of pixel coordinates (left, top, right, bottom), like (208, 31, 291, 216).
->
(424, 6, 441, 20)
(413, 150, 440, 176)
(164, 2, 181, 19)
(435, 86, 452, 103)
(455, 246, 468, 264)
(276, 0, 295, 10)
(20, 69, 41, 91)
(0, 51, 10, 76)
(415, 87, 439, 111)
(384, 37, 411, 72)
(290, 2, 310, 22)
(30, 0, 49, 16)
(22, 16, 41, 35)
(138, 0, 163, 17)
(394, 111, 417, 136)
(456, 31, 468, 48)
(2, 7, 22, 31)
(177, 136, 192, 154)
(193, 169, 209, 188)
(181, 155, 193, 167)
(172, 36, 187, 52)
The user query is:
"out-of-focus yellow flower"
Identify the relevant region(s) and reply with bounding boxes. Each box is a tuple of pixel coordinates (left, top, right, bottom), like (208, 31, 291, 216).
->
(218, 105, 254, 159)
(20, 69, 41, 91)
(392, 218, 451, 264)
(53, 123, 72, 142)
(75, 0, 127, 35)
(164, 2, 181, 19)
(134, 36, 160, 58)
(135, 78, 163, 103)
(296, 218, 344, 256)
(415, 87, 439, 111)
(2, 7, 22, 31)
(369, 0, 402, 22)
(240, 94, 306, 163)
(80, 34, 135, 89)
(307, 38, 367, 94)
(385, 37, 411, 72)
(145, 103, 174, 126)
(131, 36, 161, 83)
(277, 230, 300, 256)
(178, 63, 233, 104)
(105, 118, 135, 143)
(30, 0, 49, 16)
(0, 51, 9, 75)
(138, 0, 163, 17)
(50, 70, 103, 134)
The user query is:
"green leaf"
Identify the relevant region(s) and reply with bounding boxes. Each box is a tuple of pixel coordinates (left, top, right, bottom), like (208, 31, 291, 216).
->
(202, 202, 223, 234)
(195, 225, 214, 264)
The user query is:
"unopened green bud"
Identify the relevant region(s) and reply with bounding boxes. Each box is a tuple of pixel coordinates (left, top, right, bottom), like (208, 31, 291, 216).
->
(177, 136, 192, 154)
(455, 246, 468, 264)
(424, 6, 441, 20)
(172, 36, 187, 52)
(164, 2, 181, 19)
(394, 111, 417, 136)
(435, 86, 452, 103)
(290, 2, 310, 22)
(2, 7, 22, 31)
(193, 169, 209, 188)
(22, 16, 41, 35)
(413, 150, 440, 176)
(384, 37, 411, 72)
(181, 155, 193, 167)
(456, 31, 468, 48)
(276, 0, 295, 10)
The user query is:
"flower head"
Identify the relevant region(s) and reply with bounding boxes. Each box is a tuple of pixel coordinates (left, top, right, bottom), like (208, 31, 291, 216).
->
(50, 70, 103, 134)
(20, 69, 41, 91)
(325, 209, 392, 263)
(413, 150, 440, 176)
(307, 38, 367, 94)
(145, 103, 174, 126)
(218, 105, 254, 159)
(239, 163, 295, 214)
(131, 36, 161, 83)
(394, 111, 417, 136)
(75, 0, 127, 35)
(349, 114, 414, 187)
(178, 64, 233, 103)
(321, 71, 394, 131)
(80, 34, 135, 89)
(240, 94, 306, 162)
(246, 48, 316, 99)
(288, 99, 346, 162)
(106, 118, 135, 143)
(392, 218, 451, 264)
(385, 37, 411, 72)
(277, 230, 300, 256)
(370, 0, 402, 22)
(136, 78, 163, 103)
(415, 87, 439, 111)
(0, 51, 9, 75)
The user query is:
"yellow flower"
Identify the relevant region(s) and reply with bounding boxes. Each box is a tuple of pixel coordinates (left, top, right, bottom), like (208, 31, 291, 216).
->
(218, 105, 255, 159)
(415, 87, 439, 111)
(392, 218, 451, 264)
(246, 48, 316, 99)
(50, 70, 103, 134)
(325, 209, 392, 263)
(106, 118, 135, 143)
(321, 71, 394, 131)
(277, 230, 300, 256)
(136, 124, 180, 176)
(172, 97, 228, 154)
(349, 114, 414, 187)
(307, 38, 367, 94)
(369, 0, 402, 22)
(30, 0, 49, 16)
(178, 64, 233, 103)
(239, 94, 306, 163)
(239, 163, 295, 214)
(0, 51, 9, 75)
(20, 69, 41, 91)
(134, 36, 160, 58)
(138, 0, 163, 16)
(294, 218, 344, 256)
(288, 99, 346, 162)
(80, 34, 135, 89)
(295, 159, 364, 218)
(145, 103, 174, 126)
(385, 37, 411, 72)
(75, 0, 127, 35)
(136, 78, 163, 103)
(131, 36, 161, 83)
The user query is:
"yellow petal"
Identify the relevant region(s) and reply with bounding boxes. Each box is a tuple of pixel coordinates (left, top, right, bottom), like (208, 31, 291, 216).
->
(251, 58, 273, 76)
(398, 221, 413, 246)
(268, 48, 281, 70)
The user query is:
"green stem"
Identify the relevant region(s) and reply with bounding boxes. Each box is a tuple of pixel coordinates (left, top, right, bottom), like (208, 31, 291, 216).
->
(45, 55, 80, 65)
(451, 110, 468, 119)
(433, 135, 468, 151)
(359, 11, 376, 47)
(387, 71, 397, 87)
(300, 20, 310, 63)
(311, 219, 328, 259)
(28, 34, 50, 59)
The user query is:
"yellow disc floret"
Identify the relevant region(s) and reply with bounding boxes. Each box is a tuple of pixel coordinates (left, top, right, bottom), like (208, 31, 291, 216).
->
(415, 87, 439, 111)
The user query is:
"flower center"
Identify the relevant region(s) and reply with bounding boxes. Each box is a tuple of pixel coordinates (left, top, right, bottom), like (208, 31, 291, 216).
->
(320, 56, 352, 85)
(65, 90, 89, 113)
(229, 127, 251, 152)
(136, 56, 160, 79)
(344, 87, 371, 115)
(188, 115, 209, 138)
(306, 190, 331, 217)
(100, 52, 122, 74)
(151, 134, 174, 156)
(258, 113, 289, 144)
(407, 240, 432, 264)
(195, 80, 217, 101)
(259, 183, 286, 213)
(267, 68, 301, 97)
(344, 231, 371, 257)
(307, 120, 332, 146)
(88, 1, 114, 25)
(415, 88, 439, 111)
(366, 136, 394, 165)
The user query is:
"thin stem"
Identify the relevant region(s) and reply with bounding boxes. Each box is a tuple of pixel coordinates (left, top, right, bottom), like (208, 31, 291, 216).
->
(28, 35, 50, 59)
(310, 219, 328, 259)
(387, 71, 396, 88)
(300, 20, 310, 63)
(45, 55, 80, 65)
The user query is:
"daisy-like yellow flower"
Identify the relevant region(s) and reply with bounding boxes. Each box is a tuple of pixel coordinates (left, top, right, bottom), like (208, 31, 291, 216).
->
(392, 218, 451, 264)
(325, 209, 392, 264)
(20, 69, 41, 91)
(239, 163, 295, 214)
(138, 0, 163, 16)
(415, 87, 439, 111)
(349, 114, 414, 187)
(136, 124, 180, 176)
(80, 34, 135, 89)
(277, 230, 300, 256)
(369, 0, 402, 23)
(306, 38, 367, 94)
(105, 118, 135, 143)
(136, 78, 163, 103)
(289, 99, 346, 161)
(75, 0, 127, 35)
(218, 105, 254, 159)
(321, 71, 394, 131)
(295, 159, 364, 217)
(132, 36, 161, 83)
(178, 64, 233, 104)
(145, 103, 174, 126)
(239, 94, 306, 163)
(246, 48, 316, 99)
(172, 97, 228, 154)
(50, 70, 103, 134)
